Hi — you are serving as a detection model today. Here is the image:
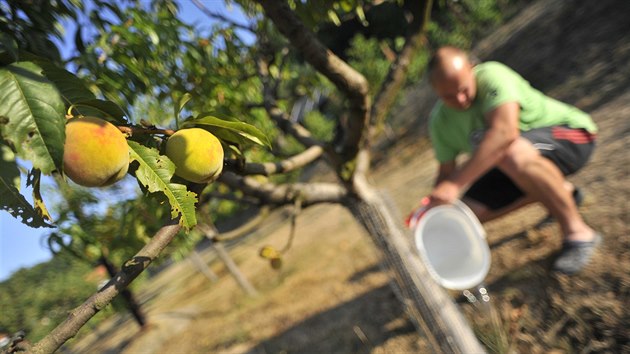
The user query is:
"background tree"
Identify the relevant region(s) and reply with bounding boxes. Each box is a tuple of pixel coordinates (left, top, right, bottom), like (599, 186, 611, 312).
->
(0, 0, 525, 353)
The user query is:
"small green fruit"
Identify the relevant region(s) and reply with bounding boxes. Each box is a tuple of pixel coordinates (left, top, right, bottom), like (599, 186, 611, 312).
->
(165, 128, 224, 183)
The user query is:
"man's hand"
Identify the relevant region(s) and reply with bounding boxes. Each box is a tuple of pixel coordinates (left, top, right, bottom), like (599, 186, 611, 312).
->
(405, 197, 430, 228)
(406, 180, 461, 229)
(429, 180, 461, 207)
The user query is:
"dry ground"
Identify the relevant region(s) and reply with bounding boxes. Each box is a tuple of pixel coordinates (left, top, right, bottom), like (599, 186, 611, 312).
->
(67, 0, 629, 353)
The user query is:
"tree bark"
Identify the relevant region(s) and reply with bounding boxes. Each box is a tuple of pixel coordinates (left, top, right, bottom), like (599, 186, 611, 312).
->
(218, 172, 348, 207)
(99, 256, 147, 328)
(256, 0, 370, 161)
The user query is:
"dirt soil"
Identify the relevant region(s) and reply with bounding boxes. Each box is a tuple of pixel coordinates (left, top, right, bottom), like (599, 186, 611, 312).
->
(66, 0, 629, 353)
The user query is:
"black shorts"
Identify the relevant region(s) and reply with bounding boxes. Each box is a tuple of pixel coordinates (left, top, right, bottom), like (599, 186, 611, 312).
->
(464, 125, 596, 211)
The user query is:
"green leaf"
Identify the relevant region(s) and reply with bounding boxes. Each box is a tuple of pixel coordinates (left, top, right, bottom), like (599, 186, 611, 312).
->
(0, 33, 19, 65)
(0, 143, 53, 228)
(33, 60, 129, 122)
(355, 6, 369, 27)
(147, 29, 160, 45)
(36, 60, 95, 103)
(183, 114, 271, 148)
(127, 140, 197, 229)
(71, 99, 127, 123)
(176, 93, 193, 117)
(74, 24, 86, 53)
(0, 62, 66, 174)
(28, 169, 53, 224)
(327, 10, 341, 26)
(174, 92, 192, 128)
(25, 32, 62, 62)
(226, 144, 244, 160)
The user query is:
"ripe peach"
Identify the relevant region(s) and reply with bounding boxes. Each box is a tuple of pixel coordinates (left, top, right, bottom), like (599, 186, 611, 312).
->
(63, 117, 129, 187)
(165, 128, 224, 183)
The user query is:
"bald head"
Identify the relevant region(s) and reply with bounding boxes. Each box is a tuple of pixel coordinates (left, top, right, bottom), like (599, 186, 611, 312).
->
(428, 46, 477, 110)
(428, 46, 472, 84)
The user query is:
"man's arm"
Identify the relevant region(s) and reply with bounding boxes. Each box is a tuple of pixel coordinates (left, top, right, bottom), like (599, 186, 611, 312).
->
(430, 102, 520, 204)
(435, 160, 456, 186)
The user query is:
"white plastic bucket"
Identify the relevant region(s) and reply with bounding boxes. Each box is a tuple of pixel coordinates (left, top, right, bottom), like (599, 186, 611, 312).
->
(413, 200, 491, 290)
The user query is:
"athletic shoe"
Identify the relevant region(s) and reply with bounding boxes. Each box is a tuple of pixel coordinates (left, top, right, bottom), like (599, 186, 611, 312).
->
(552, 233, 602, 275)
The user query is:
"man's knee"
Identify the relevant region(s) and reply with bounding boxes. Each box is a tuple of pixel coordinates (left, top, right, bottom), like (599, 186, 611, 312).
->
(496, 138, 540, 175)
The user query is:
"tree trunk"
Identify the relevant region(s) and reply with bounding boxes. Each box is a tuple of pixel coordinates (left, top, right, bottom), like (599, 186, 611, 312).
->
(189, 249, 219, 282)
(346, 192, 486, 354)
(99, 256, 147, 328)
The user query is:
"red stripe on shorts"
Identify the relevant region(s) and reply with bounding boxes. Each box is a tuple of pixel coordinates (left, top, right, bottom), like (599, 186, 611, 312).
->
(552, 127, 596, 144)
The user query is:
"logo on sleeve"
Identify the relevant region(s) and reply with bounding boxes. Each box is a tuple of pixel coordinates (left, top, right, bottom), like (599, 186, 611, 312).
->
(469, 129, 486, 148)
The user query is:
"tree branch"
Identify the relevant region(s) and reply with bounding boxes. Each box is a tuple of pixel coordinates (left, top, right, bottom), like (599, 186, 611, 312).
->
(218, 172, 347, 207)
(370, 0, 433, 129)
(200, 206, 273, 242)
(256, 0, 370, 162)
(256, 54, 323, 149)
(230, 145, 325, 176)
(31, 219, 183, 354)
(117, 125, 175, 137)
(355, 0, 433, 192)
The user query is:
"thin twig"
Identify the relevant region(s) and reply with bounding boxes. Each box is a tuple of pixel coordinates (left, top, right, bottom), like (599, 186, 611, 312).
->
(117, 126, 175, 136)
(190, 0, 255, 33)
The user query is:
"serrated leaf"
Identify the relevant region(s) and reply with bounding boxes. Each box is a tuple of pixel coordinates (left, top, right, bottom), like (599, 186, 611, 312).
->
(0, 62, 66, 174)
(0, 146, 53, 228)
(183, 114, 271, 148)
(127, 140, 197, 229)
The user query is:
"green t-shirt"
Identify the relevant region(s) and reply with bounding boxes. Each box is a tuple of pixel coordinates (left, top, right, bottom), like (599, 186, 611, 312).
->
(429, 61, 597, 163)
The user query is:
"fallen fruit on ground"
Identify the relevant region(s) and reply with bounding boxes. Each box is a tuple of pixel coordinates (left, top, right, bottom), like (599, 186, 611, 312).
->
(63, 116, 130, 187)
(165, 128, 224, 183)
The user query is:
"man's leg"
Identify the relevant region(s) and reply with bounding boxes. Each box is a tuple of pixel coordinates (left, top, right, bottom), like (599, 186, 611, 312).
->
(465, 181, 578, 224)
(496, 137, 595, 241)
(463, 126, 599, 274)
(464, 195, 533, 223)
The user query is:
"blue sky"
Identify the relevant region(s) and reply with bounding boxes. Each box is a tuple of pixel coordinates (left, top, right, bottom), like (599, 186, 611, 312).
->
(0, 0, 251, 282)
